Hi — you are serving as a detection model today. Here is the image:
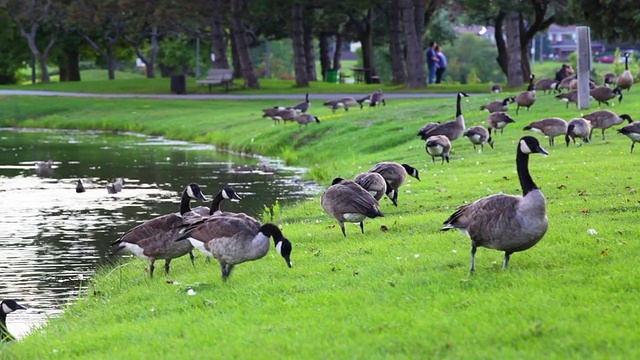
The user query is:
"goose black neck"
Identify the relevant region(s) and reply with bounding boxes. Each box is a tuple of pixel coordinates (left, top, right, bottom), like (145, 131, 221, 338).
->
(456, 94, 463, 117)
(260, 223, 283, 240)
(179, 189, 193, 215)
(208, 191, 225, 215)
(625, 56, 629, 70)
(517, 149, 538, 196)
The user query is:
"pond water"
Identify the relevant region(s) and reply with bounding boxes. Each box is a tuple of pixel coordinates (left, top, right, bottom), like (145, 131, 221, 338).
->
(0, 129, 321, 339)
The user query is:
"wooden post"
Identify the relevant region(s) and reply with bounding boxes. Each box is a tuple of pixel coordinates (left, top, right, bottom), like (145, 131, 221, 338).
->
(577, 26, 591, 109)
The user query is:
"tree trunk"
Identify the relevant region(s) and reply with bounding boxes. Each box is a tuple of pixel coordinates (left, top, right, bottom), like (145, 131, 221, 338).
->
(319, 32, 331, 81)
(231, 0, 259, 88)
(303, 18, 317, 81)
(66, 48, 81, 81)
(494, 11, 508, 77)
(107, 47, 115, 80)
(518, 13, 531, 81)
(506, 11, 523, 87)
(332, 33, 343, 71)
(399, 0, 426, 88)
(360, 6, 376, 82)
(230, 35, 242, 78)
(291, 3, 308, 87)
(210, 0, 230, 69)
(389, 0, 406, 84)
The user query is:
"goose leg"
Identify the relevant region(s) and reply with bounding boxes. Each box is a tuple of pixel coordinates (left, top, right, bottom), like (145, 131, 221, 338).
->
(164, 259, 171, 276)
(631, 142, 636, 154)
(221, 264, 235, 281)
(445, 155, 449, 164)
(339, 222, 347, 237)
(470, 241, 477, 273)
(601, 129, 606, 140)
(149, 259, 156, 279)
(503, 252, 513, 270)
(589, 128, 594, 141)
(359, 222, 365, 234)
(392, 191, 399, 207)
(189, 251, 195, 267)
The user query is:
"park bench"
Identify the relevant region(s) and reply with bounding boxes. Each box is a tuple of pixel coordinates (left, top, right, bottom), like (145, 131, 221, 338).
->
(196, 68, 234, 93)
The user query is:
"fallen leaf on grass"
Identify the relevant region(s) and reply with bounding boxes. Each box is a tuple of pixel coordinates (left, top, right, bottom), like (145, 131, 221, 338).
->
(625, 186, 636, 194)
(581, 209, 589, 214)
(601, 249, 609, 256)
(327, 224, 335, 229)
(558, 184, 567, 190)
(503, 176, 509, 180)
(380, 225, 389, 232)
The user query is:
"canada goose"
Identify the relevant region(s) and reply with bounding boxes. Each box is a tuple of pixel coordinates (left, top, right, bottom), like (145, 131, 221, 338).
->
(514, 74, 536, 115)
(111, 183, 207, 278)
(555, 89, 578, 109)
(442, 136, 549, 272)
(107, 177, 124, 194)
(523, 117, 568, 146)
(490, 83, 502, 93)
(370, 89, 386, 107)
(292, 92, 310, 113)
(368, 162, 420, 206)
(564, 118, 591, 147)
(479, 97, 514, 113)
(464, 126, 494, 151)
(191, 186, 241, 217)
(617, 53, 634, 92)
(555, 74, 576, 93)
(590, 86, 622, 106)
(76, 179, 86, 193)
(178, 216, 292, 281)
(293, 113, 320, 129)
(569, 78, 596, 91)
(416, 122, 440, 139)
(418, 92, 469, 141)
(355, 94, 370, 108)
(321, 178, 384, 237)
(262, 108, 296, 125)
(323, 97, 360, 113)
(353, 172, 388, 201)
(1, 299, 27, 342)
(603, 72, 617, 86)
(425, 135, 451, 164)
(487, 111, 515, 135)
(583, 110, 633, 140)
(617, 122, 640, 153)
(534, 78, 557, 94)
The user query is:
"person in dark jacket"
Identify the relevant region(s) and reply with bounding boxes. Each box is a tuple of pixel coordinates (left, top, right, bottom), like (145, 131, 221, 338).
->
(435, 45, 447, 84)
(555, 63, 574, 82)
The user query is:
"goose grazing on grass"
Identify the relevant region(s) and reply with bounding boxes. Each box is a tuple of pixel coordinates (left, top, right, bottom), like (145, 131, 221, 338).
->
(514, 74, 536, 115)
(111, 183, 207, 278)
(490, 84, 502, 93)
(369, 88, 386, 107)
(523, 117, 568, 146)
(590, 86, 622, 106)
(292, 92, 311, 113)
(487, 111, 515, 135)
(293, 113, 320, 129)
(323, 97, 360, 113)
(603, 72, 617, 86)
(555, 89, 578, 109)
(425, 135, 451, 164)
(442, 136, 549, 272)
(368, 162, 420, 206)
(417, 92, 469, 141)
(178, 216, 292, 281)
(321, 178, 384, 237)
(583, 110, 633, 140)
(191, 186, 241, 217)
(262, 107, 296, 125)
(480, 97, 514, 113)
(76, 179, 86, 193)
(107, 177, 124, 194)
(565, 118, 592, 146)
(534, 78, 557, 94)
(464, 126, 494, 151)
(354, 172, 388, 201)
(617, 53, 634, 92)
(617, 122, 640, 153)
(1, 299, 27, 342)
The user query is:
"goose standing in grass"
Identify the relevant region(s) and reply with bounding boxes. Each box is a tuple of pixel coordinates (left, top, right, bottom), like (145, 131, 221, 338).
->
(490, 84, 502, 93)
(590, 86, 622, 106)
(323, 97, 360, 113)
(514, 74, 536, 115)
(356, 94, 371, 108)
(107, 177, 124, 194)
(487, 111, 515, 135)
(262, 108, 296, 125)
(418, 92, 469, 141)
(583, 110, 633, 140)
(603, 72, 617, 86)
(425, 135, 451, 164)
(464, 126, 494, 151)
(178, 216, 292, 281)
(617, 53, 634, 92)
(354, 172, 388, 201)
(292, 92, 311, 113)
(111, 183, 208, 278)
(293, 113, 320, 129)
(534, 78, 557, 94)
(321, 178, 384, 237)
(480, 97, 514, 113)
(369, 162, 420, 206)
(369, 89, 386, 107)
(442, 136, 549, 272)
(555, 89, 578, 109)
(565, 118, 592, 146)
(523, 117, 568, 146)
(617, 122, 640, 153)
(76, 179, 86, 193)
(1, 299, 27, 342)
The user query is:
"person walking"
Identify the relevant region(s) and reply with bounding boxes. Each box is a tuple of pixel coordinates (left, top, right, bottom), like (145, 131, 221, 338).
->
(555, 63, 574, 82)
(435, 45, 447, 84)
(426, 41, 439, 85)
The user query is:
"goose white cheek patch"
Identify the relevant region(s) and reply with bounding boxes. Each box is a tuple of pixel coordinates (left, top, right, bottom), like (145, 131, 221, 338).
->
(186, 186, 195, 198)
(2, 303, 12, 314)
(275, 241, 283, 255)
(519, 139, 533, 154)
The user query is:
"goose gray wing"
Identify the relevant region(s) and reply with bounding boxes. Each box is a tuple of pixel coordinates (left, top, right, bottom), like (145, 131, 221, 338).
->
(115, 213, 184, 245)
(444, 194, 521, 243)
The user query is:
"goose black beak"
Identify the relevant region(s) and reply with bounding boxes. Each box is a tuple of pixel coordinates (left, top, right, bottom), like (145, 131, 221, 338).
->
(537, 147, 549, 156)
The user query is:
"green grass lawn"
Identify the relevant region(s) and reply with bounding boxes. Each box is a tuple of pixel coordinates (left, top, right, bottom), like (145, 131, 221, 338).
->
(1, 85, 640, 358)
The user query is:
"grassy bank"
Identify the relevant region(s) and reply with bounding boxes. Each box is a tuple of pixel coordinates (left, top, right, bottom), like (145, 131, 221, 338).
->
(1, 88, 640, 359)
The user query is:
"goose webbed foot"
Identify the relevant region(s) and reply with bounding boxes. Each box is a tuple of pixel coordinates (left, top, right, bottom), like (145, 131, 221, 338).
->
(221, 263, 235, 281)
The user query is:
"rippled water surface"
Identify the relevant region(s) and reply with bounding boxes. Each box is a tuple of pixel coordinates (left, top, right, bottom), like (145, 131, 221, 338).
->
(0, 129, 320, 339)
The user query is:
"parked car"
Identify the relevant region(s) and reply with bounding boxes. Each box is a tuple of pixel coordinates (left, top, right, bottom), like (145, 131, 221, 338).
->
(595, 54, 616, 63)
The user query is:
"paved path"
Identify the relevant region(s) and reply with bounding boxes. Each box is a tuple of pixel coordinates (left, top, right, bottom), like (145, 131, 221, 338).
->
(0, 89, 457, 100)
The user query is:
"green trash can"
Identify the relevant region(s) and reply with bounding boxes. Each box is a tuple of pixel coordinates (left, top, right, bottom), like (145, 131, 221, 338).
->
(326, 70, 339, 83)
